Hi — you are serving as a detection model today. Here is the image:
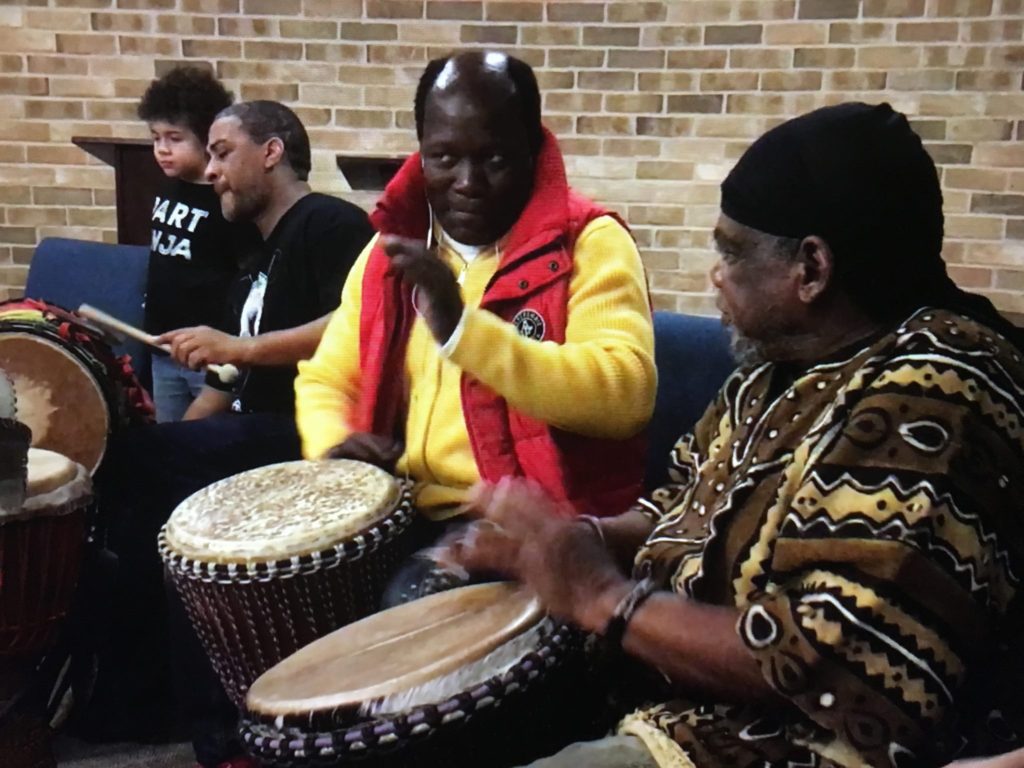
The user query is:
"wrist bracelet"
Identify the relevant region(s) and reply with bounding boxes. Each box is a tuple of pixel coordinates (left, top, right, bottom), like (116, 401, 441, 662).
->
(602, 576, 657, 653)
(576, 514, 606, 546)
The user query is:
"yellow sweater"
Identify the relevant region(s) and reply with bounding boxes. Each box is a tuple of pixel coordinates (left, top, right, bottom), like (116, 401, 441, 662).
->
(295, 215, 655, 515)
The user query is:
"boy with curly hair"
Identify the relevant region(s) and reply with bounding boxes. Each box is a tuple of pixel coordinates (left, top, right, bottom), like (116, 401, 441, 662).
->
(138, 66, 259, 422)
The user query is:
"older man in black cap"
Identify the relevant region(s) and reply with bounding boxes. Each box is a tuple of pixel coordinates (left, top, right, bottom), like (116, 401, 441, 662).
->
(448, 102, 1024, 768)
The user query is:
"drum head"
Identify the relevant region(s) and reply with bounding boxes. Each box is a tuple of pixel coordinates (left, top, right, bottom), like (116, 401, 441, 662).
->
(0, 333, 109, 473)
(164, 459, 404, 564)
(26, 448, 78, 498)
(246, 583, 542, 717)
(18, 447, 91, 520)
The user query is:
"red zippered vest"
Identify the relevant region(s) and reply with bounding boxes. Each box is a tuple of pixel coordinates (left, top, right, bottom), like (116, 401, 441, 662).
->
(351, 128, 648, 517)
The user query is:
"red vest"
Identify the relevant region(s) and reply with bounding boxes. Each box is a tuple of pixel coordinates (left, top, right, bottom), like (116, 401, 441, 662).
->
(352, 128, 648, 517)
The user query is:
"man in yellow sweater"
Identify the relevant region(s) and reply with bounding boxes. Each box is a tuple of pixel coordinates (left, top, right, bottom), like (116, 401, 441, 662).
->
(295, 51, 655, 597)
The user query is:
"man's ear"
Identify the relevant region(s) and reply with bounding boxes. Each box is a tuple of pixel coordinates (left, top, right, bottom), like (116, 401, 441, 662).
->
(796, 235, 835, 304)
(264, 136, 285, 172)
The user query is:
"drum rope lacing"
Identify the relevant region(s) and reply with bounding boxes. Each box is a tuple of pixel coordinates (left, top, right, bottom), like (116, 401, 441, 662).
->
(158, 480, 416, 585)
(241, 619, 578, 761)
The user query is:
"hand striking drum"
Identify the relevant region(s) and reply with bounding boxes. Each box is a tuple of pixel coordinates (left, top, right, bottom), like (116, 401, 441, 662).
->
(77, 303, 240, 385)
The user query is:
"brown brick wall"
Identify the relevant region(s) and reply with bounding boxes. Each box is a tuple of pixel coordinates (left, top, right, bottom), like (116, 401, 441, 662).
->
(1, 0, 1023, 316)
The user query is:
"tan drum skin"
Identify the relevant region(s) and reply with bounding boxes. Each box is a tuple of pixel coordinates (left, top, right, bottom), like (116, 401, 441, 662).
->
(246, 582, 541, 716)
(0, 334, 109, 474)
(164, 459, 403, 565)
(160, 459, 417, 708)
(239, 582, 597, 768)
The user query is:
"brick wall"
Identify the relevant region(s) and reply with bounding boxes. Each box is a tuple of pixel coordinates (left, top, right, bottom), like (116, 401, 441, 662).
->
(1, 0, 1023, 316)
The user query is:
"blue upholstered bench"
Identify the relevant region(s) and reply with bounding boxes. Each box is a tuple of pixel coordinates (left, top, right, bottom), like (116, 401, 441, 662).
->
(24, 237, 151, 388)
(646, 311, 734, 490)
(22, 236, 735, 487)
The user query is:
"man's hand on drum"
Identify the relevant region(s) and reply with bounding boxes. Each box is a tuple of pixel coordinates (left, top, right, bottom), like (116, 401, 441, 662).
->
(383, 236, 463, 344)
(326, 433, 404, 472)
(157, 326, 253, 370)
(445, 477, 630, 632)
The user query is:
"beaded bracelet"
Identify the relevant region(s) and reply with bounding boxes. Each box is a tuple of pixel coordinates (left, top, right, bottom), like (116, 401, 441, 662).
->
(602, 576, 658, 653)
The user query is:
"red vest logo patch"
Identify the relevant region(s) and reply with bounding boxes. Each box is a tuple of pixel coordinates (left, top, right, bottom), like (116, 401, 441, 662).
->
(512, 309, 545, 340)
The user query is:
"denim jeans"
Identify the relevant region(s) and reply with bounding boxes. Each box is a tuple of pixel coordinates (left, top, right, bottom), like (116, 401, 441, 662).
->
(151, 354, 207, 423)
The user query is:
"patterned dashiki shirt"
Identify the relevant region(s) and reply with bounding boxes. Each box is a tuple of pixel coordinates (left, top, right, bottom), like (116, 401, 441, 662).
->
(619, 308, 1024, 768)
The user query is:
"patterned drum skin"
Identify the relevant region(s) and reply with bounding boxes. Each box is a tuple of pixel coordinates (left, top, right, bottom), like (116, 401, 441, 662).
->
(160, 459, 415, 708)
(0, 448, 92, 659)
(0, 299, 154, 473)
(241, 583, 609, 768)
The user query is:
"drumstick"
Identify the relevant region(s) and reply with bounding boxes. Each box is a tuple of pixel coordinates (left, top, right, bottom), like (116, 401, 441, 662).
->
(77, 304, 240, 384)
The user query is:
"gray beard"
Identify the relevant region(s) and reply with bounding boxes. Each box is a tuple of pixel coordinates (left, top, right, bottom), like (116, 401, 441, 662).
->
(729, 327, 768, 368)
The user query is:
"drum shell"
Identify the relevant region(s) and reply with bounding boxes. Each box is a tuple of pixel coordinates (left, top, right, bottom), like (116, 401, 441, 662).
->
(0, 300, 154, 473)
(241, 625, 612, 768)
(0, 505, 90, 659)
(161, 498, 415, 709)
(0, 713, 56, 768)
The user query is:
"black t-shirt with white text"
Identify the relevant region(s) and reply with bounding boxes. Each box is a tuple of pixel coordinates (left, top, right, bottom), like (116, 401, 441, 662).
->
(208, 192, 375, 415)
(144, 178, 259, 335)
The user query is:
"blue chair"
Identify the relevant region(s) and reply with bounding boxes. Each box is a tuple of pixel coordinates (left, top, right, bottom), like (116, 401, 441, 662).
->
(645, 311, 735, 491)
(24, 237, 151, 388)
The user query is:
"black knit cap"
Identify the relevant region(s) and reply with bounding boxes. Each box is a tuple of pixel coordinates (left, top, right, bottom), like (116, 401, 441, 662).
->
(721, 101, 1020, 344)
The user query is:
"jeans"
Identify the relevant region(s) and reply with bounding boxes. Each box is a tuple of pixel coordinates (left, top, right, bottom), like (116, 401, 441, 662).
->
(519, 735, 660, 768)
(151, 354, 207, 423)
(86, 412, 302, 764)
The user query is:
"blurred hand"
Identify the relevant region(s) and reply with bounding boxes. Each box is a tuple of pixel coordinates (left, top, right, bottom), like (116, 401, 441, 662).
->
(156, 326, 252, 370)
(445, 477, 628, 629)
(326, 432, 404, 472)
(383, 236, 463, 343)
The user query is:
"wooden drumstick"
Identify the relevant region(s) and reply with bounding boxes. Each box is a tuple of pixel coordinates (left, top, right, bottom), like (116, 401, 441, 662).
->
(77, 304, 240, 384)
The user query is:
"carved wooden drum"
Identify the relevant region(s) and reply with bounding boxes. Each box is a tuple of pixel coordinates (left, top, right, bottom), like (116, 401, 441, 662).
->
(0, 299, 153, 473)
(159, 459, 415, 707)
(241, 583, 603, 768)
(0, 448, 92, 659)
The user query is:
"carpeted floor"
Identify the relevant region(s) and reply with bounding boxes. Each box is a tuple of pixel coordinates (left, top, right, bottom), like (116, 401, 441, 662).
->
(53, 736, 194, 767)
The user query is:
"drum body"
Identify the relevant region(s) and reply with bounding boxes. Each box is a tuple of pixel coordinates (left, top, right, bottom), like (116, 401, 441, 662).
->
(160, 460, 415, 708)
(241, 583, 610, 768)
(0, 712, 56, 768)
(0, 299, 154, 473)
(0, 449, 92, 659)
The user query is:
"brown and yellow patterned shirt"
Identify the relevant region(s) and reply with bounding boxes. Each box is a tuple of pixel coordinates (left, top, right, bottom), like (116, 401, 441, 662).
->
(620, 308, 1024, 768)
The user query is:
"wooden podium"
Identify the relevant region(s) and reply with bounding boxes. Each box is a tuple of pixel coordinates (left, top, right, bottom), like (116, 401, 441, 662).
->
(72, 137, 163, 247)
(72, 138, 404, 247)
(335, 155, 403, 191)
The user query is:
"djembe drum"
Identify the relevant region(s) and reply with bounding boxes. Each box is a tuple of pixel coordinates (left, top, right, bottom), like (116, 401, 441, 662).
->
(0, 299, 154, 473)
(159, 459, 415, 707)
(241, 583, 608, 768)
(0, 448, 92, 660)
(0, 396, 93, 768)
